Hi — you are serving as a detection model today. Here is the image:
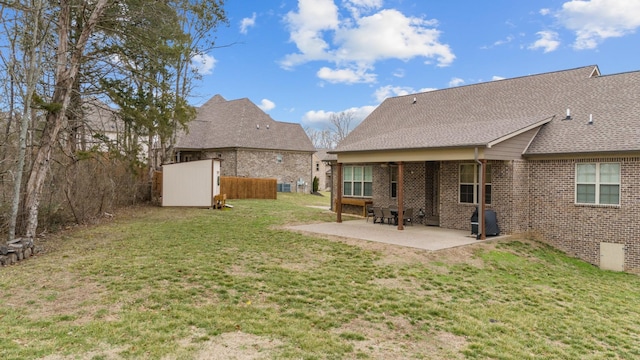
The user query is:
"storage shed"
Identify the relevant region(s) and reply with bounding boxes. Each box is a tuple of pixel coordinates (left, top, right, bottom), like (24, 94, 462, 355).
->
(162, 159, 221, 207)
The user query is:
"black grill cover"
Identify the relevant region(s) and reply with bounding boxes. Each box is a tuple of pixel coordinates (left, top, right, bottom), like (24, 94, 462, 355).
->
(470, 208, 500, 237)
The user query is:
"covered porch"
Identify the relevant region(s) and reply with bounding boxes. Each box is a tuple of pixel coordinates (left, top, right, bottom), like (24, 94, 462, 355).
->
(333, 147, 495, 239)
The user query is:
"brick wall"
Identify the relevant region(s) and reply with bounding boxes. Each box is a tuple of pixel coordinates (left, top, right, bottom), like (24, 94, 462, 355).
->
(439, 160, 518, 234)
(237, 149, 312, 194)
(204, 150, 237, 176)
(370, 163, 427, 211)
(312, 154, 332, 191)
(202, 149, 313, 194)
(528, 157, 640, 271)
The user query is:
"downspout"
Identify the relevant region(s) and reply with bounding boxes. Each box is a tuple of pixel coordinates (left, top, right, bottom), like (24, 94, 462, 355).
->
(336, 162, 343, 223)
(329, 162, 334, 211)
(397, 161, 404, 230)
(474, 147, 486, 240)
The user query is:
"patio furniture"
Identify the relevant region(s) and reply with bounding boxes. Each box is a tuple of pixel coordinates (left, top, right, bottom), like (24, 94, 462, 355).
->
(372, 207, 384, 224)
(381, 208, 395, 225)
(403, 208, 414, 226)
(365, 204, 374, 222)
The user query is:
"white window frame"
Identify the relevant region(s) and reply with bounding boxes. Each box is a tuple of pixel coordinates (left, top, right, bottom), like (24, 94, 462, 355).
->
(390, 166, 398, 198)
(343, 165, 373, 198)
(575, 162, 620, 205)
(459, 163, 491, 204)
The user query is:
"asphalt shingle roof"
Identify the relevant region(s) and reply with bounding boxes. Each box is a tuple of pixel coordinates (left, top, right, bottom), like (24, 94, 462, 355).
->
(176, 95, 315, 152)
(335, 65, 640, 156)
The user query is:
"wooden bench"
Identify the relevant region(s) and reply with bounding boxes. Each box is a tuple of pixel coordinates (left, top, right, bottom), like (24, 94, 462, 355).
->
(335, 198, 373, 217)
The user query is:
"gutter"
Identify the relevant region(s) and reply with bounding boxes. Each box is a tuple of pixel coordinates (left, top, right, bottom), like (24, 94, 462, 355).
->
(474, 147, 486, 240)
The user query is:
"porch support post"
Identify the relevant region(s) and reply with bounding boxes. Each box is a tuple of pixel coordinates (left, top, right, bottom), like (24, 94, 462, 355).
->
(479, 159, 486, 240)
(397, 161, 404, 230)
(336, 162, 343, 223)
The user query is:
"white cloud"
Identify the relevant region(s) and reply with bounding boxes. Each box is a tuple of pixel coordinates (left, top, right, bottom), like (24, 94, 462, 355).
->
(374, 85, 437, 102)
(448, 77, 464, 87)
(302, 105, 376, 129)
(343, 0, 383, 18)
(492, 76, 505, 81)
(240, 13, 257, 34)
(539, 8, 551, 15)
(281, 0, 339, 69)
(557, 0, 640, 49)
(418, 87, 438, 93)
(317, 66, 376, 84)
(257, 99, 276, 112)
(529, 30, 561, 53)
(392, 68, 405, 78)
(494, 35, 515, 46)
(282, 0, 455, 84)
(191, 53, 216, 75)
(374, 85, 413, 102)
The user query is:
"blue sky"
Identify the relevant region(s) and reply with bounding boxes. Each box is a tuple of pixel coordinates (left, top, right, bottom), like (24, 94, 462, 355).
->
(189, 0, 640, 130)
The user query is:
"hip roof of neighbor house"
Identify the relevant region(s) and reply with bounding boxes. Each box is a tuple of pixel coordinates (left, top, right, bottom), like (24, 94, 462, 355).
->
(176, 94, 315, 153)
(334, 65, 640, 156)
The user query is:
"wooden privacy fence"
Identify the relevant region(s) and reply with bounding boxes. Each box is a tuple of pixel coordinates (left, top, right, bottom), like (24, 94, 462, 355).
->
(221, 176, 277, 199)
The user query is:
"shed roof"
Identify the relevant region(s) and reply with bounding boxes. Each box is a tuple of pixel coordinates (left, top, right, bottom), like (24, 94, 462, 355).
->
(176, 95, 315, 153)
(335, 65, 640, 157)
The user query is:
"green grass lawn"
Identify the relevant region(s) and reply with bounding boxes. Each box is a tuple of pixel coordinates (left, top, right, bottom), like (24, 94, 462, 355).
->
(1, 192, 639, 359)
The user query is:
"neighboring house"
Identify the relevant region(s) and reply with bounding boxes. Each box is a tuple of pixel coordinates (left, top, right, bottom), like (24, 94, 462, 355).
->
(174, 95, 315, 193)
(330, 65, 640, 272)
(312, 149, 334, 191)
(81, 98, 123, 150)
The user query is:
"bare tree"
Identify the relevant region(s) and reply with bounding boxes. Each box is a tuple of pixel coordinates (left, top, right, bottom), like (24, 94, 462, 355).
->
(4, 0, 47, 242)
(304, 110, 355, 149)
(23, 0, 110, 239)
(304, 126, 333, 149)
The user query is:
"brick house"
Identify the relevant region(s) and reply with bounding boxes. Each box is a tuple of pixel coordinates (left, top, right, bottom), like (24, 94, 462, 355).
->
(330, 65, 640, 272)
(175, 95, 315, 193)
(312, 149, 334, 191)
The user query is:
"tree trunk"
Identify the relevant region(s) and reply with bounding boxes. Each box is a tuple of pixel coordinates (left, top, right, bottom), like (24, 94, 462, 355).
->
(8, 0, 45, 243)
(23, 0, 110, 239)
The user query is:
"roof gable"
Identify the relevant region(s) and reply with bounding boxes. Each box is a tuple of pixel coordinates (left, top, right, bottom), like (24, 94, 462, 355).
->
(176, 95, 315, 152)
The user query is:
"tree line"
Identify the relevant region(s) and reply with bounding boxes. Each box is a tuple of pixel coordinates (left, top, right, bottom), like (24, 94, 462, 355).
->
(0, 0, 227, 244)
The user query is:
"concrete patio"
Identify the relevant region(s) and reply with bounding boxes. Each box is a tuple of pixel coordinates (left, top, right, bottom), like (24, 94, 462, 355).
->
(287, 219, 508, 251)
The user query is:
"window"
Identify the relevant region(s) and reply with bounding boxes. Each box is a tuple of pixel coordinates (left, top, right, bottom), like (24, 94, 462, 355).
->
(316, 162, 320, 171)
(390, 166, 398, 198)
(576, 163, 620, 205)
(343, 165, 372, 197)
(459, 163, 491, 204)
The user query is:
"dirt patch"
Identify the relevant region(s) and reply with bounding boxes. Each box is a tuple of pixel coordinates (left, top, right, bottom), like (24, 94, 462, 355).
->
(190, 332, 284, 360)
(5, 270, 110, 325)
(334, 316, 467, 359)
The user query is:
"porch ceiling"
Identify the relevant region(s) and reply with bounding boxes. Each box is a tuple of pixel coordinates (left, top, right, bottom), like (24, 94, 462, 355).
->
(337, 147, 484, 164)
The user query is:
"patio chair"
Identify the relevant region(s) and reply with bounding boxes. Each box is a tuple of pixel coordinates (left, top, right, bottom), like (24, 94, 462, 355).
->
(381, 208, 395, 225)
(403, 208, 414, 226)
(365, 204, 375, 222)
(372, 207, 384, 224)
